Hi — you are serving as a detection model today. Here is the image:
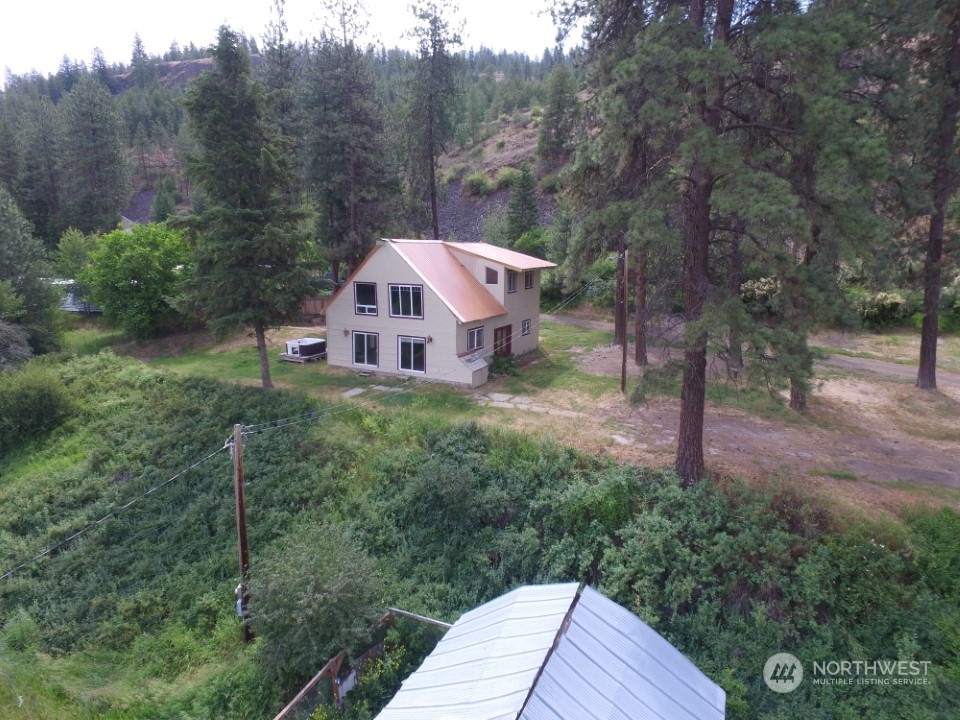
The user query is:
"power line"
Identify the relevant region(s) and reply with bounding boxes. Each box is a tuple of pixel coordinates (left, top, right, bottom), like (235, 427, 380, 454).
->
(0, 444, 230, 582)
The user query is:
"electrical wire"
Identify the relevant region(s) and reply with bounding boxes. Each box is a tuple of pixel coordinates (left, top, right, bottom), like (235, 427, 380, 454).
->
(0, 444, 230, 582)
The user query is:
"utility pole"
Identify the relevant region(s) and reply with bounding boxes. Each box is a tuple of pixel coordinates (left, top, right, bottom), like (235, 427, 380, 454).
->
(233, 423, 253, 643)
(619, 245, 628, 395)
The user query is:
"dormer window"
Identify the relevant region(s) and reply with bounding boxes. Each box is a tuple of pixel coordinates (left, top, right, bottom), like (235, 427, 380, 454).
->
(485, 267, 498, 284)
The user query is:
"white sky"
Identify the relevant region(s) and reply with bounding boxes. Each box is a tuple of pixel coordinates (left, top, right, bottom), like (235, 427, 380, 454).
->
(1, 0, 568, 83)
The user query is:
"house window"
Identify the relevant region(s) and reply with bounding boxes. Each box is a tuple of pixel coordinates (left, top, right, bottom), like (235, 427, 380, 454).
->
(525, 270, 534, 289)
(521, 319, 531, 336)
(485, 267, 498, 284)
(507, 270, 517, 293)
(353, 332, 378, 367)
(467, 327, 484, 350)
(389, 284, 423, 318)
(354, 282, 377, 315)
(398, 336, 426, 373)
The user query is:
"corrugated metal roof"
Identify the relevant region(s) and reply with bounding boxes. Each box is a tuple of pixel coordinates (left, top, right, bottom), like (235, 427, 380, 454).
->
(375, 584, 725, 720)
(375, 583, 580, 720)
(444, 242, 558, 271)
(518, 586, 726, 720)
(388, 240, 508, 323)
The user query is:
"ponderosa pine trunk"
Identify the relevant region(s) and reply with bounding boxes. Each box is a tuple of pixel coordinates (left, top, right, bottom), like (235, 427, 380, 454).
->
(676, 161, 712, 486)
(917, 5, 960, 390)
(676, 0, 731, 486)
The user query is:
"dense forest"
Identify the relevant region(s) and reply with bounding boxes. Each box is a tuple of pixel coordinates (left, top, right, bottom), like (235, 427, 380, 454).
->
(1, 0, 960, 717)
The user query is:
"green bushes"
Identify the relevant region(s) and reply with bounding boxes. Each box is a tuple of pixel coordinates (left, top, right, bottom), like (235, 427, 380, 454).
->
(2, 355, 959, 719)
(850, 288, 916, 328)
(0, 364, 73, 453)
(462, 171, 494, 197)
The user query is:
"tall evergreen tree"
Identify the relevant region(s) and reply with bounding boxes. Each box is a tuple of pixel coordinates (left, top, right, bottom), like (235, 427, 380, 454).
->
(560, 0, 885, 483)
(15, 94, 62, 246)
(260, 0, 302, 146)
(537, 62, 578, 172)
(0, 117, 19, 194)
(505, 163, 539, 243)
(302, 29, 395, 281)
(183, 26, 310, 390)
(0, 186, 60, 353)
(867, 0, 960, 390)
(57, 76, 130, 233)
(405, 1, 462, 239)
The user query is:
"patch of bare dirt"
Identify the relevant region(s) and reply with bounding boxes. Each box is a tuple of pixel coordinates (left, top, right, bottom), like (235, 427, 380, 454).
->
(567, 341, 960, 507)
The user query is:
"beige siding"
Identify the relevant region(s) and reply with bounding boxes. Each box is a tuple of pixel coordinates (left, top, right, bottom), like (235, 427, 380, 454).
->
(326, 245, 476, 385)
(503, 269, 542, 356)
(451, 252, 505, 305)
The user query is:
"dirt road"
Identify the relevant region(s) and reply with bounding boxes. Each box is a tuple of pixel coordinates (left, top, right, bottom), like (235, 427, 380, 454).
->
(540, 314, 960, 495)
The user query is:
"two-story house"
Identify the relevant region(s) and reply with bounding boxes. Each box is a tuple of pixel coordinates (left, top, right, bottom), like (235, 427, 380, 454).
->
(324, 239, 556, 387)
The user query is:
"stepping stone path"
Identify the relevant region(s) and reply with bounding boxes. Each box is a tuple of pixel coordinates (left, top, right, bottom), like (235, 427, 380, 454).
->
(341, 388, 365, 398)
(474, 392, 581, 418)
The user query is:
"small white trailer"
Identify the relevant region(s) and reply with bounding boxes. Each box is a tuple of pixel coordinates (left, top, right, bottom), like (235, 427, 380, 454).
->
(280, 337, 327, 363)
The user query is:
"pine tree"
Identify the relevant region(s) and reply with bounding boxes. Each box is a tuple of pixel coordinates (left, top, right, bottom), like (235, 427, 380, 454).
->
(867, 0, 960, 390)
(302, 30, 395, 281)
(505, 163, 538, 244)
(15, 94, 62, 246)
(0, 186, 60, 353)
(537, 62, 578, 172)
(560, 0, 886, 482)
(260, 0, 302, 147)
(183, 26, 310, 390)
(57, 75, 131, 234)
(405, 1, 462, 239)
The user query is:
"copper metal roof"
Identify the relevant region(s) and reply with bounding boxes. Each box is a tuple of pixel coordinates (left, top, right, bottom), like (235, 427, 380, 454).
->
(387, 240, 508, 323)
(444, 242, 557, 271)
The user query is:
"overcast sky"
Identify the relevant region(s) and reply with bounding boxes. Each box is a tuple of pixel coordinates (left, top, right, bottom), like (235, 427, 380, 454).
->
(2, 0, 569, 83)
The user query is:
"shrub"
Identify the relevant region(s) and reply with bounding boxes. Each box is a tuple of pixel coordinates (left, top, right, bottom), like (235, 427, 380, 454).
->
(494, 166, 521, 190)
(3, 608, 40, 651)
(849, 288, 916, 328)
(250, 521, 385, 689)
(462, 171, 494, 198)
(489, 354, 518, 377)
(0, 364, 73, 452)
(539, 173, 563, 194)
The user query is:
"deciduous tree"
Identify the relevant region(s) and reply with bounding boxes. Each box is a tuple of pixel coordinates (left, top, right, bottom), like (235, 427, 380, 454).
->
(80, 224, 188, 338)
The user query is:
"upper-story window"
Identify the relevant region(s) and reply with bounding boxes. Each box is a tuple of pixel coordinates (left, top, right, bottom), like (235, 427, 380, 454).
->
(467, 327, 484, 350)
(485, 267, 498, 284)
(389, 284, 423, 318)
(354, 282, 377, 315)
(507, 270, 517, 293)
(525, 270, 534, 289)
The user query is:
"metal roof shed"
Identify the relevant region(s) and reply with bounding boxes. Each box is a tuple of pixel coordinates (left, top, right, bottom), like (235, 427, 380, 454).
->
(375, 583, 725, 720)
